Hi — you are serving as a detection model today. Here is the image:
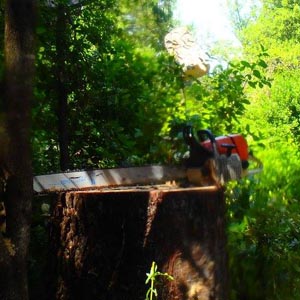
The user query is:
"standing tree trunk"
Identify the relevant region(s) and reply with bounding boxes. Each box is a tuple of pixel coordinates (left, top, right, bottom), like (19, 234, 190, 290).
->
(0, 1, 36, 299)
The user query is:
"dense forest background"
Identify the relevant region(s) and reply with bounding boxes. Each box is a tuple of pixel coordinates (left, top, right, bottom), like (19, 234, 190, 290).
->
(1, 0, 300, 299)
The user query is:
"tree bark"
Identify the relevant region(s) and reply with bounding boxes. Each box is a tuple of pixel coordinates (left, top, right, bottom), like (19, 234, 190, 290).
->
(48, 186, 228, 300)
(0, 1, 36, 299)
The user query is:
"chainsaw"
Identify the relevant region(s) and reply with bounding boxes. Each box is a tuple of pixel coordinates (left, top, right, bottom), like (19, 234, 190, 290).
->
(33, 126, 262, 193)
(182, 125, 262, 186)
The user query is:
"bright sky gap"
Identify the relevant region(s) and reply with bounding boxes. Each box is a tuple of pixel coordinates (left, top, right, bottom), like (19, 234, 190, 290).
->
(174, 0, 241, 48)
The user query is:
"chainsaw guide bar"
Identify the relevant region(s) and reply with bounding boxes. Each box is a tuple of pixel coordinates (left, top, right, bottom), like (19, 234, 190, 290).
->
(33, 165, 187, 193)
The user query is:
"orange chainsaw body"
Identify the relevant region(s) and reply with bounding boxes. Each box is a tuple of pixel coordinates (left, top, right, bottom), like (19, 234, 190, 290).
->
(183, 126, 261, 186)
(201, 134, 249, 162)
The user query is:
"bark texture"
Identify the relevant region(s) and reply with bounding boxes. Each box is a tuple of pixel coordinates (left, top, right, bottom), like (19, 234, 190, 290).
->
(0, 1, 36, 299)
(48, 187, 228, 300)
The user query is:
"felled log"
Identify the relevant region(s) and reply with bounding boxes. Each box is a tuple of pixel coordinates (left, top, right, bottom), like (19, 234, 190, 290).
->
(164, 27, 210, 78)
(47, 185, 228, 300)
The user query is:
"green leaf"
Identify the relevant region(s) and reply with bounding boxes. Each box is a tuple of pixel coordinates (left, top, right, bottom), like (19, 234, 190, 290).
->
(258, 59, 268, 68)
(266, 81, 272, 88)
(241, 98, 251, 104)
(260, 44, 266, 52)
(248, 81, 257, 88)
(241, 60, 251, 68)
(253, 69, 261, 79)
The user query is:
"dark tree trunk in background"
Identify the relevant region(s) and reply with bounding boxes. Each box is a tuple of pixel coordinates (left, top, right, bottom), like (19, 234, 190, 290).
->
(0, 1, 36, 299)
(48, 187, 228, 300)
(56, 5, 70, 171)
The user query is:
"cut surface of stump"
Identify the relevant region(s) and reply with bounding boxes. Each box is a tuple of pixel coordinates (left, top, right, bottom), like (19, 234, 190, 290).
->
(47, 186, 228, 300)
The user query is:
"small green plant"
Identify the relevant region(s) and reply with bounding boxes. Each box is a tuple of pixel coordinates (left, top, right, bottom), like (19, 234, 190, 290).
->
(145, 261, 174, 300)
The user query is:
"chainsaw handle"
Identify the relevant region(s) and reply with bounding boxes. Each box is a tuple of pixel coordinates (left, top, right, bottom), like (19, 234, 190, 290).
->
(197, 129, 219, 156)
(197, 129, 216, 143)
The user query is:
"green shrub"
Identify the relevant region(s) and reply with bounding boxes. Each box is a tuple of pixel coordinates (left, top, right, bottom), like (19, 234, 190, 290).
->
(227, 142, 300, 300)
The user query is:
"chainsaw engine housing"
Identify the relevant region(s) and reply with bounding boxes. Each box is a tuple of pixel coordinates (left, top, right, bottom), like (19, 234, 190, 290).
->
(183, 126, 251, 186)
(201, 134, 249, 169)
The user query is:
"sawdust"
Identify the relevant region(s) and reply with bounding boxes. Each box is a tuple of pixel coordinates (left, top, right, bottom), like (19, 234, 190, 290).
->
(143, 190, 164, 247)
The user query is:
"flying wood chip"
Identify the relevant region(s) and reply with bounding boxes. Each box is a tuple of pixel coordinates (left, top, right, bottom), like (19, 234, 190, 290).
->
(164, 27, 209, 78)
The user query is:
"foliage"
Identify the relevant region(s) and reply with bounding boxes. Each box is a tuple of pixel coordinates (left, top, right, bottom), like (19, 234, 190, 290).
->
(240, 68, 300, 149)
(31, 0, 273, 172)
(227, 142, 300, 300)
(163, 46, 271, 141)
(32, 0, 179, 173)
(145, 261, 174, 300)
(227, 0, 261, 32)
(225, 1, 300, 299)
(237, 0, 300, 68)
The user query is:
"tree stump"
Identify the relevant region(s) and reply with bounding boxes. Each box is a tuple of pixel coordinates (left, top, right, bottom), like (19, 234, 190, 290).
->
(47, 186, 228, 300)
